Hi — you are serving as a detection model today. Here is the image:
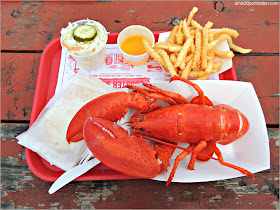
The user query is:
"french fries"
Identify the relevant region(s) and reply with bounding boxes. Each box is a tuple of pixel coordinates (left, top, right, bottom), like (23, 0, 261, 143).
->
(192, 28, 202, 70)
(157, 49, 178, 76)
(143, 38, 166, 69)
(201, 21, 214, 70)
(175, 20, 184, 45)
(143, 7, 252, 79)
(175, 35, 193, 68)
(167, 25, 179, 44)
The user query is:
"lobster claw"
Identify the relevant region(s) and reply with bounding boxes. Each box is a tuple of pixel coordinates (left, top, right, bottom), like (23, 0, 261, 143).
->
(67, 92, 162, 143)
(83, 118, 161, 178)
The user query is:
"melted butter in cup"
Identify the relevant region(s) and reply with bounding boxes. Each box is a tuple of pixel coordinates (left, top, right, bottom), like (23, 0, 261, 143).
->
(117, 25, 155, 66)
(60, 19, 108, 70)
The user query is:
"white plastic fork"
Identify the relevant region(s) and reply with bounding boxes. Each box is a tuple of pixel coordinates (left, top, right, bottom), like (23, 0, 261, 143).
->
(48, 148, 101, 194)
(77, 148, 93, 164)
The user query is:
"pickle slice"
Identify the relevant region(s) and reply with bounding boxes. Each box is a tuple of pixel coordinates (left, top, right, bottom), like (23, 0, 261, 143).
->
(73, 24, 97, 42)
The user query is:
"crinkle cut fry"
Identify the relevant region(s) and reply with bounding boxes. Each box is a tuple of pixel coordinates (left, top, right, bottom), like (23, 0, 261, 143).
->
(213, 48, 235, 59)
(192, 28, 202, 70)
(175, 20, 184, 45)
(201, 21, 213, 70)
(205, 49, 215, 75)
(186, 7, 198, 27)
(211, 27, 239, 38)
(182, 18, 191, 38)
(175, 35, 193, 68)
(208, 34, 252, 54)
(157, 49, 178, 76)
(191, 19, 203, 30)
(142, 38, 166, 69)
(170, 53, 177, 64)
(154, 42, 182, 52)
(168, 25, 179, 44)
(182, 57, 193, 79)
(226, 35, 252, 54)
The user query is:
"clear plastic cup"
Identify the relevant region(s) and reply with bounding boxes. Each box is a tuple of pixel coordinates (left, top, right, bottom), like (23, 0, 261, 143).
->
(60, 19, 108, 70)
(117, 25, 155, 66)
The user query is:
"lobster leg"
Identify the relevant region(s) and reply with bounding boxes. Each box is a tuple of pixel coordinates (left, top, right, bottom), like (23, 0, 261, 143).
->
(166, 144, 195, 186)
(167, 141, 215, 185)
(154, 144, 176, 173)
(212, 143, 254, 179)
(196, 141, 216, 161)
(188, 141, 208, 170)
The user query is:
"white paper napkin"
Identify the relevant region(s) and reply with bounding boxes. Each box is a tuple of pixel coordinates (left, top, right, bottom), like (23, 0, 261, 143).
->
(17, 73, 116, 171)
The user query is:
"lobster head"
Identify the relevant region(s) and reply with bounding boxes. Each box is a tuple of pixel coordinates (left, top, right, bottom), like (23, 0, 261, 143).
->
(214, 104, 250, 145)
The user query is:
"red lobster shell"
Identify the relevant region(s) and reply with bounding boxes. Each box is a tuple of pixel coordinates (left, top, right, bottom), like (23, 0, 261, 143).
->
(67, 76, 252, 186)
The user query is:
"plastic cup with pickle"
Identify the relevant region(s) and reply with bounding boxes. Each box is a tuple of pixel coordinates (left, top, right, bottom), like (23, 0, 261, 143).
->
(60, 19, 108, 70)
(117, 25, 155, 66)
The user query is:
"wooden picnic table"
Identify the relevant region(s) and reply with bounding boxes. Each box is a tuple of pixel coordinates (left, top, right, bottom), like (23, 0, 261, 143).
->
(1, 1, 279, 209)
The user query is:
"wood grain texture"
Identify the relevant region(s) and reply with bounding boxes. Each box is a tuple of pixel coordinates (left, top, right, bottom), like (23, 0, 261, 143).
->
(1, 1, 279, 52)
(1, 53, 40, 121)
(234, 56, 279, 124)
(1, 124, 279, 209)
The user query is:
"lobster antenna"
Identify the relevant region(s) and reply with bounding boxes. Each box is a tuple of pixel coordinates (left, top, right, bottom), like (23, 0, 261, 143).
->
(130, 98, 159, 121)
(127, 84, 178, 105)
(170, 75, 206, 105)
(142, 83, 189, 104)
(136, 134, 217, 160)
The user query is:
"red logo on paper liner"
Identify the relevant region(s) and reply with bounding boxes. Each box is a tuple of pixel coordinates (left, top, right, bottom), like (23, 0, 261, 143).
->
(105, 53, 126, 65)
(147, 64, 163, 72)
(100, 78, 150, 89)
(105, 55, 114, 65)
(117, 54, 126, 64)
(105, 53, 133, 71)
(147, 57, 155, 62)
(119, 65, 131, 71)
(68, 55, 80, 73)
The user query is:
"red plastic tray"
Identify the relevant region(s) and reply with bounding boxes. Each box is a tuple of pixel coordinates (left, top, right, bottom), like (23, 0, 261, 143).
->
(26, 32, 237, 182)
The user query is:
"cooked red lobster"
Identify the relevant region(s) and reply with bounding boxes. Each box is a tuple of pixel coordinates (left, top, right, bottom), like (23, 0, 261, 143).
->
(67, 76, 253, 186)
